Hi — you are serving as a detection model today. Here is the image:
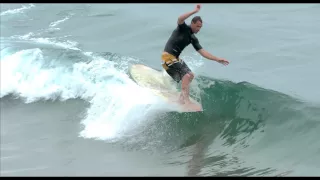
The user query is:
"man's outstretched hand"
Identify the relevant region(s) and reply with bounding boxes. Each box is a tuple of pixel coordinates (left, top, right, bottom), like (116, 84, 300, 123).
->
(217, 58, 229, 66)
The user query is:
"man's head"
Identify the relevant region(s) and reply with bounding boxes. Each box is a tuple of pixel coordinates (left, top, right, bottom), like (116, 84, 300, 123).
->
(190, 16, 202, 34)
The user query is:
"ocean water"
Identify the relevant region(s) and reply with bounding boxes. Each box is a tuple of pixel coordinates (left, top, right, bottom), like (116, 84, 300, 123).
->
(1, 3, 320, 176)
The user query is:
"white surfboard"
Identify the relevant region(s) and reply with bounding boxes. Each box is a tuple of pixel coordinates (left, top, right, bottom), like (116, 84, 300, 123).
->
(129, 64, 203, 112)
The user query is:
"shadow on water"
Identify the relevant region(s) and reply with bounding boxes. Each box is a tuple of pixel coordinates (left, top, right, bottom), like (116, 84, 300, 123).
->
(160, 79, 271, 175)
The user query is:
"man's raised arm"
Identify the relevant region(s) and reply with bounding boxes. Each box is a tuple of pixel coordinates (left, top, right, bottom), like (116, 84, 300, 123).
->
(177, 4, 201, 25)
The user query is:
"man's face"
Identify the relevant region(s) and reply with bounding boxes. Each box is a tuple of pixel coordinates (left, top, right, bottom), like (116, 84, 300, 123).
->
(191, 20, 202, 34)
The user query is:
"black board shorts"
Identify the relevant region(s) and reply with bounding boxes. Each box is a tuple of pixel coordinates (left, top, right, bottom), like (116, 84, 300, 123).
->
(166, 60, 192, 83)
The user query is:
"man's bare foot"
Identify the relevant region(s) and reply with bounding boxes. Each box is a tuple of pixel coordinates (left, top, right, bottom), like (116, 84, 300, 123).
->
(179, 94, 185, 104)
(184, 99, 192, 105)
(183, 102, 202, 112)
(178, 92, 194, 105)
(179, 99, 185, 104)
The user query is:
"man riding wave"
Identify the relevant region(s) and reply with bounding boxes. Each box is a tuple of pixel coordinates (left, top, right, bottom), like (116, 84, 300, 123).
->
(161, 4, 229, 108)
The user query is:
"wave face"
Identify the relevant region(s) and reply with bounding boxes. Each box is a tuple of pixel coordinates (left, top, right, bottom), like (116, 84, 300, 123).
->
(2, 36, 320, 176)
(110, 76, 320, 176)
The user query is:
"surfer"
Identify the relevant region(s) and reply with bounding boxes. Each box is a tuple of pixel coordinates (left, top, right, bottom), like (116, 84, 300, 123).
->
(161, 4, 229, 106)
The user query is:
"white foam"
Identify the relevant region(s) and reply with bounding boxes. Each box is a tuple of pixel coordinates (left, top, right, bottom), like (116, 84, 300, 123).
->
(0, 48, 86, 101)
(0, 48, 175, 141)
(49, 16, 70, 28)
(0, 4, 35, 16)
(47, 14, 73, 32)
(79, 81, 166, 141)
(11, 33, 80, 51)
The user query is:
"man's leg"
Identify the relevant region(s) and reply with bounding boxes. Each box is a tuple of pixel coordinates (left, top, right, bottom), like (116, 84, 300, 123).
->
(179, 72, 194, 104)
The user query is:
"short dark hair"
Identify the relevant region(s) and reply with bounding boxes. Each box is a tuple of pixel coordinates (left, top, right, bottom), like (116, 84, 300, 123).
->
(191, 16, 202, 24)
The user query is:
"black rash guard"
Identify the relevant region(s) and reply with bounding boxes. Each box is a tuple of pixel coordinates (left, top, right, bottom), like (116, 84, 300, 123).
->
(164, 22, 203, 58)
